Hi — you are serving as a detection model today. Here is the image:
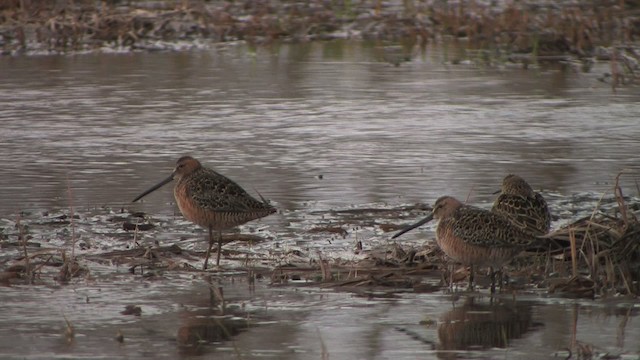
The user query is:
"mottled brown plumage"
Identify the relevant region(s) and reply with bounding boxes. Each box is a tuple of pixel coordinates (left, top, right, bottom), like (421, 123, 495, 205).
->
(393, 196, 535, 292)
(492, 174, 551, 237)
(133, 156, 276, 269)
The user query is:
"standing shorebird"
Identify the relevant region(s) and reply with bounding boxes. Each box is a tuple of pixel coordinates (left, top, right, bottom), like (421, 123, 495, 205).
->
(132, 156, 276, 269)
(491, 174, 551, 237)
(392, 196, 535, 292)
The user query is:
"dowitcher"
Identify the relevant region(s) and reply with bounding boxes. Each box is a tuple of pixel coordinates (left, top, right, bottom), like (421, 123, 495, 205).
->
(392, 196, 535, 292)
(491, 174, 551, 237)
(132, 156, 276, 269)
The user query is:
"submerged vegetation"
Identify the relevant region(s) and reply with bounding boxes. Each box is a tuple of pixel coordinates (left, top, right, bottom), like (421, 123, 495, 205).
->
(1, 0, 639, 84)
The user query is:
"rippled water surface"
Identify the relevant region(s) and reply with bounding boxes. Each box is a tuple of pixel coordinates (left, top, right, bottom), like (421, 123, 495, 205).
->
(1, 276, 639, 360)
(1, 41, 640, 216)
(1, 41, 640, 359)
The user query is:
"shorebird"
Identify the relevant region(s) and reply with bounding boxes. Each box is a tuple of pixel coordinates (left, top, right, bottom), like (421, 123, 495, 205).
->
(132, 156, 276, 269)
(392, 196, 535, 292)
(491, 174, 551, 237)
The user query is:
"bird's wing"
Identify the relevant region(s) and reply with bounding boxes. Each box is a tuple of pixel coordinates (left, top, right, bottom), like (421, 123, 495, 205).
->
(188, 169, 273, 213)
(492, 194, 551, 235)
(451, 207, 533, 247)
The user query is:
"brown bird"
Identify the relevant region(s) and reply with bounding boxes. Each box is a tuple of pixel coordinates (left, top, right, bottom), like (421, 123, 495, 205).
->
(492, 174, 551, 237)
(132, 156, 276, 269)
(393, 196, 535, 292)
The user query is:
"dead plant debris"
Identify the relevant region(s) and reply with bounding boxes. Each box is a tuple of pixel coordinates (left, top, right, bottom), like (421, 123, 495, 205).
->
(0, 172, 639, 297)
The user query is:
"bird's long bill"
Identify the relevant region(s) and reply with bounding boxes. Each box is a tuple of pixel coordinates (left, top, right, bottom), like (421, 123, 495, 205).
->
(132, 174, 174, 202)
(392, 213, 434, 239)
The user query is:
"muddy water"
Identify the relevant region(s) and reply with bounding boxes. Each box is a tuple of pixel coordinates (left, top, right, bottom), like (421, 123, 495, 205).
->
(1, 40, 640, 359)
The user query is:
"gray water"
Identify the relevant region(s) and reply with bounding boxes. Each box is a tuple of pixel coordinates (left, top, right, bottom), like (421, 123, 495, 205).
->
(1, 41, 640, 217)
(1, 40, 640, 359)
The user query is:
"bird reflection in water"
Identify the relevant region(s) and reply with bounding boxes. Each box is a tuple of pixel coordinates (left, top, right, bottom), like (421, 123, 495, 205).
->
(176, 277, 250, 356)
(176, 309, 249, 356)
(437, 296, 539, 358)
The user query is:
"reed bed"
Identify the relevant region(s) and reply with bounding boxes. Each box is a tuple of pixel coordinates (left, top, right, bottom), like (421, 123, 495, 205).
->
(0, 0, 638, 79)
(546, 173, 640, 296)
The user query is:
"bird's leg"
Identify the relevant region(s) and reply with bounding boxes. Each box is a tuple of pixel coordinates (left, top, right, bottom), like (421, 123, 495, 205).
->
(203, 226, 214, 270)
(545, 246, 552, 277)
(489, 267, 497, 294)
(467, 265, 475, 292)
(442, 262, 453, 292)
(216, 230, 222, 266)
(500, 269, 507, 291)
(449, 263, 454, 292)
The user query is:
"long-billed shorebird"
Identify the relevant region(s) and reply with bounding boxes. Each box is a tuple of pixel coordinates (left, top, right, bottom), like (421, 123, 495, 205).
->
(491, 174, 551, 237)
(132, 156, 276, 269)
(392, 196, 535, 292)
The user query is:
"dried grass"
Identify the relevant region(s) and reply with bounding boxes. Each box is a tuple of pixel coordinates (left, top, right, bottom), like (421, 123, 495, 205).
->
(547, 171, 640, 295)
(1, 0, 639, 74)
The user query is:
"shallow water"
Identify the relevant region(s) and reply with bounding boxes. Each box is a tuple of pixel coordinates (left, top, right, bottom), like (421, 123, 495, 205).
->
(1, 275, 639, 360)
(1, 40, 640, 359)
(1, 41, 639, 216)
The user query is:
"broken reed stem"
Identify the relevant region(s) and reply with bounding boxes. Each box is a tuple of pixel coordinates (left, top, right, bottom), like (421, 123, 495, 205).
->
(132, 217, 141, 248)
(613, 171, 629, 230)
(17, 212, 33, 283)
(569, 228, 578, 277)
(586, 231, 596, 280)
(66, 175, 76, 259)
(604, 253, 614, 289)
(316, 251, 331, 281)
(576, 189, 609, 262)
